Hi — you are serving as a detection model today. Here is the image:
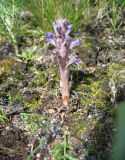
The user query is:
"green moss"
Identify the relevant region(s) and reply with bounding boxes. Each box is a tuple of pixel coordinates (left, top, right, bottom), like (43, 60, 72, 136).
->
(107, 62, 125, 83)
(0, 66, 6, 80)
(0, 58, 26, 81)
(67, 113, 88, 138)
(0, 108, 8, 124)
(77, 62, 125, 111)
(80, 80, 111, 110)
(32, 70, 49, 86)
(23, 100, 39, 110)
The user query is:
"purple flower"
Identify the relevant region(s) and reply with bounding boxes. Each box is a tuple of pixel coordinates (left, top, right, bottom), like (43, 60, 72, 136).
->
(65, 24, 72, 35)
(62, 19, 68, 26)
(70, 57, 80, 63)
(52, 20, 62, 35)
(66, 57, 80, 67)
(64, 36, 72, 44)
(62, 19, 72, 35)
(56, 27, 61, 33)
(46, 32, 56, 46)
(52, 19, 72, 36)
(70, 39, 82, 49)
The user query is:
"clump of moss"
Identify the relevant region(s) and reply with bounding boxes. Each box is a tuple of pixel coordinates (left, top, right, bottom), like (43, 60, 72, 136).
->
(76, 62, 125, 111)
(80, 79, 111, 110)
(107, 62, 125, 103)
(33, 70, 49, 86)
(107, 62, 125, 84)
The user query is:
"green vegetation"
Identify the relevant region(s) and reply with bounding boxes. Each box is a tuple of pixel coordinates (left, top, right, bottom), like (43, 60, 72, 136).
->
(0, 108, 8, 123)
(53, 131, 77, 160)
(80, 80, 111, 110)
(26, 137, 45, 160)
(21, 0, 91, 31)
(20, 113, 47, 133)
(16, 46, 38, 61)
(0, 0, 24, 53)
(111, 101, 125, 160)
(107, 0, 125, 31)
(0, 0, 124, 44)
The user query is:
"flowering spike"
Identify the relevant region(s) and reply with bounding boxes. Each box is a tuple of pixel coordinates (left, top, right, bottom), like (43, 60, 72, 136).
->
(46, 18, 82, 106)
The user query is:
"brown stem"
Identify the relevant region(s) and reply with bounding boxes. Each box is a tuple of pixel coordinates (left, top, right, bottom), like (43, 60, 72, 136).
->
(57, 38, 69, 106)
(59, 65, 69, 106)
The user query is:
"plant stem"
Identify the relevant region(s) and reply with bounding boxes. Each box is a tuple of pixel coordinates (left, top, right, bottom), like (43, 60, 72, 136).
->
(59, 59, 69, 106)
(64, 131, 67, 160)
(14, 44, 18, 55)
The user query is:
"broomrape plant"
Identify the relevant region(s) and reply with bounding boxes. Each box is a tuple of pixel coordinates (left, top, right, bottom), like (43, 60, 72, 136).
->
(46, 18, 82, 106)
